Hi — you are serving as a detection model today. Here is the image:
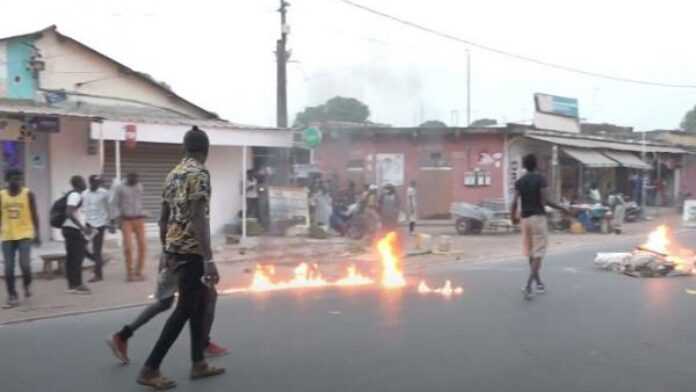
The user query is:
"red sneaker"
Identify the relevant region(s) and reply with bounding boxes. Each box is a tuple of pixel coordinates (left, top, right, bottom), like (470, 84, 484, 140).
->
(107, 334, 130, 364)
(204, 342, 229, 358)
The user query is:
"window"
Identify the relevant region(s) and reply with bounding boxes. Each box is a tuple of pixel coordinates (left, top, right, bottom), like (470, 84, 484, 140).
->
(464, 169, 491, 187)
(347, 158, 365, 171)
(420, 151, 450, 168)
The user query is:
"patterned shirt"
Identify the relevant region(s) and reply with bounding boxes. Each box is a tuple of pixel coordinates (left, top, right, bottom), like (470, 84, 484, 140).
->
(162, 157, 211, 255)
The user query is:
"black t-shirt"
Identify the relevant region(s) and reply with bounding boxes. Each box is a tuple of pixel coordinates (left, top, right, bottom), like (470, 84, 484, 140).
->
(515, 172, 547, 218)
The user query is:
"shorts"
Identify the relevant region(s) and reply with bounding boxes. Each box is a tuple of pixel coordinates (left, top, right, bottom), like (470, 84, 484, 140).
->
(521, 214, 548, 258)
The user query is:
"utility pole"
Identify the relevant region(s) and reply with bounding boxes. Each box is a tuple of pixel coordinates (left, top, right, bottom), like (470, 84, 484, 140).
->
(276, 0, 290, 128)
(275, 0, 291, 184)
(466, 49, 471, 126)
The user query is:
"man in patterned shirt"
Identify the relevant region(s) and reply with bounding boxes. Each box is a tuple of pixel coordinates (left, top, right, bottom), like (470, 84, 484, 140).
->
(136, 126, 225, 389)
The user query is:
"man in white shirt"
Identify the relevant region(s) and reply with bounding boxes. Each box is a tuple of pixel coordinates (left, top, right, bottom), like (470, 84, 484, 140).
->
(62, 175, 91, 294)
(407, 181, 418, 235)
(82, 175, 114, 282)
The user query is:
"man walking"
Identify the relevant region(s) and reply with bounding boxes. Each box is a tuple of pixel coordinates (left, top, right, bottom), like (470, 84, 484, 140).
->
(83, 175, 113, 282)
(245, 170, 259, 220)
(112, 172, 147, 281)
(511, 154, 568, 300)
(136, 126, 224, 389)
(1, 169, 40, 308)
(63, 175, 92, 294)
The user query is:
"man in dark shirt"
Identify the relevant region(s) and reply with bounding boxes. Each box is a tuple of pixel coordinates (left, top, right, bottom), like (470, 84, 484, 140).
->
(511, 154, 568, 300)
(136, 126, 225, 389)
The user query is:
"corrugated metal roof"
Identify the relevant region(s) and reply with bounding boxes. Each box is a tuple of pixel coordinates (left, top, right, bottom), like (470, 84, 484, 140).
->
(0, 100, 285, 131)
(562, 148, 618, 168)
(527, 133, 687, 154)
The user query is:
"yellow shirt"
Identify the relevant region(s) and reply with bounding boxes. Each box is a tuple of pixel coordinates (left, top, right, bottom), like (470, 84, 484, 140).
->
(0, 188, 35, 241)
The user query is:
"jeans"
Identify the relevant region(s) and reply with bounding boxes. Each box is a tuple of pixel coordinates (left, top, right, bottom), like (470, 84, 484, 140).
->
(2, 239, 32, 297)
(62, 227, 86, 289)
(118, 285, 217, 348)
(86, 226, 106, 279)
(144, 256, 208, 369)
(121, 218, 146, 277)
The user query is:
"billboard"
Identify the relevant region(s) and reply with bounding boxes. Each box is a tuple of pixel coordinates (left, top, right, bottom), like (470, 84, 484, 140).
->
(533, 93, 581, 133)
(535, 94, 579, 118)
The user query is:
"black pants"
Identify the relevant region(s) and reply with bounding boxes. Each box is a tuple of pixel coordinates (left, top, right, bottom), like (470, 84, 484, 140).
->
(144, 256, 208, 369)
(86, 226, 106, 278)
(118, 285, 217, 348)
(62, 227, 86, 289)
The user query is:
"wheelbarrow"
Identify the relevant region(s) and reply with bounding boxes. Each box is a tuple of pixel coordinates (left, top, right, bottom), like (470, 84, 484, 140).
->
(450, 201, 515, 235)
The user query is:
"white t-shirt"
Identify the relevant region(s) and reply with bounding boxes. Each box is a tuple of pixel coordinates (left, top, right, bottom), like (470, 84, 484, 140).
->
(62, 191, 84, 230)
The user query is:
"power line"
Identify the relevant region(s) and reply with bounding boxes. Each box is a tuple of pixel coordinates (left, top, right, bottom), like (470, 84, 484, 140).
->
(338, 0, 696, 89)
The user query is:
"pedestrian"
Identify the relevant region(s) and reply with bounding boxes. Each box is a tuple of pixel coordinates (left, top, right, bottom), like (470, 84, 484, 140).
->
(82, 175, 114, 282)
(112, 172, 147, 282)
(406, 181, 418, 235)
(379, 184, 400, 232)
(245, 170, 259, 220)
(107, 253, 228, 366)
(1, 169, 40, 308)
(62, 175, 92, 294)
(136, 126, 224, 389)
(511, 154, 569, 300)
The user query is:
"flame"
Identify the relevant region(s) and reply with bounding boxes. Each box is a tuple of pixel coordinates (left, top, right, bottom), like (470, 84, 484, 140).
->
(418, 279, 463, 297)
(336, 264, 374, 286)
(249, 265, 277, 291)
(378, 232, 406, 288)
(642, 225, 671, 255)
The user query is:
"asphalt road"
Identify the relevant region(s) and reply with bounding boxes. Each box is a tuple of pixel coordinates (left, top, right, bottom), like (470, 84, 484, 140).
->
(2, 232, 696, 392)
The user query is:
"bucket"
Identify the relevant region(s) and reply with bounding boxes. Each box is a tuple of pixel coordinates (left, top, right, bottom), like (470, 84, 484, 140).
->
(436, 235, 452, 253)
(415, 233, 432, 251)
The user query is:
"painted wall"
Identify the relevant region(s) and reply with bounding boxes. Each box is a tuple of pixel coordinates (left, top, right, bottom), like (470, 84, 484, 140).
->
(0, 37, 38, 99)
(315, 132, 506, 215)
(207, 145, 247, 234)
(36, 30, 207, 118)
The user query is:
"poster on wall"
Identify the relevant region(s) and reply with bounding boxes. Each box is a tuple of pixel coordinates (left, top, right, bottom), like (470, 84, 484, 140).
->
(268, 186, 310, 227)
(376, 153, 404, 187)
(683, 200, 696, 228)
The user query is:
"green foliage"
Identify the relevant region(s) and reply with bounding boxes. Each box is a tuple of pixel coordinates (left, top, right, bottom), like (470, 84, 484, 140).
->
(419, 120, 447, 128)
(470, 118, 498, 127)
(294, 96, 370, 127)
(680, 106, 696, 132)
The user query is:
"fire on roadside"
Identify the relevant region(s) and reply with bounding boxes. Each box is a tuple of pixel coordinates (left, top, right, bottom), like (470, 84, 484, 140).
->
(639, 225, 695, 274)
(377, 232, 406, 288)
(418, 280, 463, 297)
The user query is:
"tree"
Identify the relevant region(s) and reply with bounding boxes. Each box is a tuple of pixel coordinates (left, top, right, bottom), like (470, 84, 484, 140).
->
(470, 118, 498, 127)
(294, 96, 370, 128)
(419, 120, 447, 128)
(680, 106, 696, 132)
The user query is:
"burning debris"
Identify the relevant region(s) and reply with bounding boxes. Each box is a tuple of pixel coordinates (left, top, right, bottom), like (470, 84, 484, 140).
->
(594, 225, 696, 277)
(221, 232, 464, 297)
(417, 280, 463, 297)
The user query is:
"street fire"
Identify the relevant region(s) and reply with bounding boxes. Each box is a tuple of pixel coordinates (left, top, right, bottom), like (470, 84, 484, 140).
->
(335, 264, 374, 286)
(219, 232, 463, 297)
(595, 225, 696, 276)
(378, 232, 407, 288)
(418, 280, 463, 297)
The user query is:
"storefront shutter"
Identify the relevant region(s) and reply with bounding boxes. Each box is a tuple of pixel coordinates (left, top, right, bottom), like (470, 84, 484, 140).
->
(103, 142, 182, 222)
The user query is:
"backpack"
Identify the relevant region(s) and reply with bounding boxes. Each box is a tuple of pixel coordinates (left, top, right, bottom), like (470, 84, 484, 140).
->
(49, 191, 77, 228)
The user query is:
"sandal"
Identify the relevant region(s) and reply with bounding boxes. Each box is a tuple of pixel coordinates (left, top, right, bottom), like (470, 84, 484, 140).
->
(191, 363, 226, 380)
(137, 375, 177, 390)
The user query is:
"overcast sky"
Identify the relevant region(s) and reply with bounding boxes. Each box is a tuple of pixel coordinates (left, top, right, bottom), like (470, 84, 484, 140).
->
(3, 0, 696, 130)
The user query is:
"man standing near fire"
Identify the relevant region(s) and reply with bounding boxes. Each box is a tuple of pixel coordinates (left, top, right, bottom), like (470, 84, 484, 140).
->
(511, 154, 569, 300)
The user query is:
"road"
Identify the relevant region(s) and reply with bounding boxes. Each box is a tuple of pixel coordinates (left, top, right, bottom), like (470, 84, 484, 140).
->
(2, 232, 696, 392)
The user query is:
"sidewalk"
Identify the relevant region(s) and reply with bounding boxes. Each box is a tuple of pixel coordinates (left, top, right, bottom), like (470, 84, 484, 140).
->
(0, 211, 687, 325)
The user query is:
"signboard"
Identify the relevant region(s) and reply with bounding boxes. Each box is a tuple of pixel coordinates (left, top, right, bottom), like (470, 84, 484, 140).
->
(535, 94, 579, 118)
(533, 93, 581, 133)
(376, 153, 404, 187)
(268, 186, 310, 227)
(683, 200, 696, 228)
(125, 124, 137, 149)
(303, 127, 322, 148)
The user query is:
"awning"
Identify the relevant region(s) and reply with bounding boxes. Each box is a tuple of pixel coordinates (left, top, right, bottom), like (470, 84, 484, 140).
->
(527, 134, 687, 154)
(562, 148, 618, 168)
(91, 120, 293, 148)
(603, 151, 652, 170)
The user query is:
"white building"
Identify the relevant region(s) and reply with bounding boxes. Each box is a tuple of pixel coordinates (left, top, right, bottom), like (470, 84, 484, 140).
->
(0, 26, 292, 239)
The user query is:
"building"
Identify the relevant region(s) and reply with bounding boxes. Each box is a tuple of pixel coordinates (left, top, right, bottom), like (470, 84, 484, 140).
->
(0, 26, 292, 239)
(310, 122, 688, 218)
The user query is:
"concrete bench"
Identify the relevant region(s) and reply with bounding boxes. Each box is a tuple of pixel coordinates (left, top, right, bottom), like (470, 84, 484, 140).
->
(40, 253, 66, 279)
